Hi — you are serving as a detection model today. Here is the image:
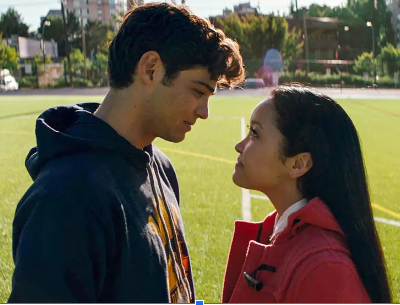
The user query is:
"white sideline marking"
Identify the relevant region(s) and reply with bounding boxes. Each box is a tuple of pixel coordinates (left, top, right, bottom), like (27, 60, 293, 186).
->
(374, 217, 400, 227)
(250, 194, 270, 201)
(249, 194, 400, 228)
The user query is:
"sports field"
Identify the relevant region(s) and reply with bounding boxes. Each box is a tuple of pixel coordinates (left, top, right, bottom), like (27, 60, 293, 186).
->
(0, 94, 399, 302)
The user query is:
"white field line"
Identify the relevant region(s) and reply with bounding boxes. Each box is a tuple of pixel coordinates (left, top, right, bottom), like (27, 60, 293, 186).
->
(249, 194, 400, 228)
(250, 194, 270, 201)
(374, 217, 400, 227)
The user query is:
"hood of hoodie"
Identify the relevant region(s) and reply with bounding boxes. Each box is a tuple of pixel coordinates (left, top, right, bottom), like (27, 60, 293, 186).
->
(26, 102, 152, 180)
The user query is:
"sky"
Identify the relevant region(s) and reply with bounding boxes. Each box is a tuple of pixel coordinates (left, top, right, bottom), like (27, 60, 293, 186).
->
(0, 0, 347, 32)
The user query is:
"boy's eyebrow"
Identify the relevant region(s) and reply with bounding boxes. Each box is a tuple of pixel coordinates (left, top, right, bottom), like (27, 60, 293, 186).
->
(192, 80, 216, 94)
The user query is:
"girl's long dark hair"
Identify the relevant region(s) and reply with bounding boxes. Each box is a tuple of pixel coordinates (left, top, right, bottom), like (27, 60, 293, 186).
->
(271, 85, 391, 303)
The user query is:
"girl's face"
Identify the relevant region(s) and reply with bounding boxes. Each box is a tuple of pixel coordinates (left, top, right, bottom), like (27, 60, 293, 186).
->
(233, 99, 293, 194)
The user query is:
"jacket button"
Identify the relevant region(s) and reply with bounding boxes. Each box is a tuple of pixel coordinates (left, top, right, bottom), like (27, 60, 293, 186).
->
(243, 272, 263, 291)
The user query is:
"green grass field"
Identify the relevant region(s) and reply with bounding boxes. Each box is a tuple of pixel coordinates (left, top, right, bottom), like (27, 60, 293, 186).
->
(1, 95, 400, 302)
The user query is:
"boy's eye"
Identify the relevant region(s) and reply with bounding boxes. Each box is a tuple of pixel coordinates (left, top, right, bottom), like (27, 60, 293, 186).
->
(193, 89, 205, 96)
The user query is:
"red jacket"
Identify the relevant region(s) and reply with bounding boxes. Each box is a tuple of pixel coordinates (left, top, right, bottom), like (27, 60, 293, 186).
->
(222, 197, 370, 303)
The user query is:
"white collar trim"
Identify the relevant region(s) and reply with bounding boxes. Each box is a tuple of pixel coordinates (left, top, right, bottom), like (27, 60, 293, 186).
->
(271, 198, 308, 240)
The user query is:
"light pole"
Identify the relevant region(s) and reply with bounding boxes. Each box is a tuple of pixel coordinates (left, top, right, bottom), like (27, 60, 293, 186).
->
(343, 26, 349, 59)
(41, 20, 51, 74)
(366, 21, 376, 86)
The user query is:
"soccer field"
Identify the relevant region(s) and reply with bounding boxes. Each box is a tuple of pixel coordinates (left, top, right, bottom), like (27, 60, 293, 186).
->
(0, 95, 399, 302)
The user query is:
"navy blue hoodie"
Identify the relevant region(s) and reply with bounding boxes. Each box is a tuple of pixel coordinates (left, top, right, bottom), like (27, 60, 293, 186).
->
(9, 103, 194, 303)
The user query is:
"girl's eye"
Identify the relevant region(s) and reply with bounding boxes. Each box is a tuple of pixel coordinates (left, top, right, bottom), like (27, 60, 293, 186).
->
(247, 125, 258, 137)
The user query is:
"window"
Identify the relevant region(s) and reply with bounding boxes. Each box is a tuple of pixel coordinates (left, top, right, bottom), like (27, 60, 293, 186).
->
(73, 0, 80, 8)
(98, 9, 102, 14)
(98, 0, 102, 4)
(75, 8, 81, 15)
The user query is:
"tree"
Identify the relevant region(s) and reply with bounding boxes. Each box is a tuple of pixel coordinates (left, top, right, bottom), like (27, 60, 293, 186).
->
(245, 14, 288, 59)
(38, 18, 65, 55)
(92, 52, 107, 73)
(98, 30, 115, 55)
(66, 12, 80, 39)
(307, 4, 333, 17)
(0, 40, 19, 71)
(213, 14, 251, 58)
(85, 20, 110, 58)
(307, 4, 359, 20)
(69, 48, 91, 75)
(38, 12, 80, 57)
(377, 44, 400, 75)
(0, 8, 29, 38)
(307, 0, 395, 58)
(110, 12, 125, 31)
(282, 28, 303, 66)
(213, 14, 302, 65)
(33, 53, 53, 64)
(354, 52, 374, 76)
(0, 42, 19, 72)
(349, 0, 395, 50)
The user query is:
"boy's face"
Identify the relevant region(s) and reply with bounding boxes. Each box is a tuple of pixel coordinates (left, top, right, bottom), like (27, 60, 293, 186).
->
(146, 67, 217, 143)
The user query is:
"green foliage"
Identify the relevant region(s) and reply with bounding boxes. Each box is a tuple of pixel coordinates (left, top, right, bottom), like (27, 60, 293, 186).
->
(48, 77, 67, 88)
(307, 4, 360, 20)
(213, 14, 251, 58)
(306, 0, 395, 57)
(354, 52, 374, 76)
(0, 8, 29, 38)
(0, 40, 19, 71)
(38, 13, 80, 57)
(18, 75, 38, 88)
(69, 48, 91, 75)
(33, 53, 53, 65)
(213, 14, 302, 68)
(85, 20, 110, 57)
(72, 77, 92, 87)
(48, 76, 92, 88)
(279, 70, 397, 88)
(377, 44, 400, 75)
(37, 18, 65, 56)
(92, 52, 107, 73)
